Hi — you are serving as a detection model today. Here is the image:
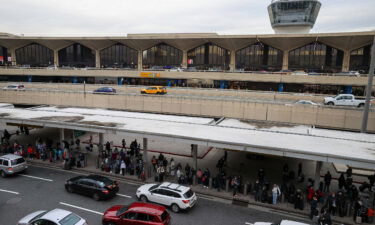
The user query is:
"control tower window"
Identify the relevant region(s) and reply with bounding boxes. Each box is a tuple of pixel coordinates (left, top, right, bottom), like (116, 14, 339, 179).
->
(187, 42, 230, 71)
(288, 42, 343, 73)
(58, 43, 95, 68)
(236, 42, 282, 71)
(100, 43, 138, 69)
(16, 43, 53, 67)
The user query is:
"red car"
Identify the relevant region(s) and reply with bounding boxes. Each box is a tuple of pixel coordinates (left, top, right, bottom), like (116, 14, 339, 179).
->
(102, 202, 171, 225)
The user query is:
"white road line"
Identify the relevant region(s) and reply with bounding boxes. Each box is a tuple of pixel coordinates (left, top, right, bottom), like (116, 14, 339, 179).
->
(116, 193, 132, 198)
(245, 222, 253, 225)
(59, 202, 103, 215)
(19, 174, 53, 182)
(0, 189, 19, 195)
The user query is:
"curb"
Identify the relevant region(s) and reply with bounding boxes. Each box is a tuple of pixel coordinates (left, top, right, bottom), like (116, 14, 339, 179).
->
(27, 160, 351, 225)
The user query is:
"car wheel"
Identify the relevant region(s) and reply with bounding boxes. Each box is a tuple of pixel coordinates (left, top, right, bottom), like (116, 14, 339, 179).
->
(0, 170, 6, 178)
(171, 203, 180, 213)
(141, 91, 145, 94)
(140, 195, 148, 202)
(66, 186, 74, 193)
(93, 193, 100, 201)
(358, 103, 365, 108)
(327, 102, 334, 106)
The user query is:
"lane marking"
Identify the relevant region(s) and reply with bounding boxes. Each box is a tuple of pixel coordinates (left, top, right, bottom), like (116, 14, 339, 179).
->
(59, 202, 103, 215)
(0, 189, 19, 195)
(245, 223, 253, 225)
(19, 174, 53, 182)
(116, 193, 132, 198)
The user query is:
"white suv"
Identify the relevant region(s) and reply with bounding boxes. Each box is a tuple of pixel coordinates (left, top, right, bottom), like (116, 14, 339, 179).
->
(136, 182, 197, 213)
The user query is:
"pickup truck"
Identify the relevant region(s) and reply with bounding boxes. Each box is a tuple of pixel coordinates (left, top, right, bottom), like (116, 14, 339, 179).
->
(324, 94, 366, 107)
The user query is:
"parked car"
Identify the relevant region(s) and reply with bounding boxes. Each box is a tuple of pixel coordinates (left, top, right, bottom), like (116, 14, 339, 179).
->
(308, 71, 320, 76)
(295, 100, 318, 105)
(18, 208, 87, 225)
(3, 84, 25, 91)
(102, 202, 171, 225)
(324, 94, 366, 107)
(136, 182, 197, 213)
(93, 87, 116, 94)
(65, 175, 119, 200)
(0, 154, 27, 177)
(291, 70, 308, 76)
(252, 219, 309, 225)
(141, 86, 167, 95)
(336, 71, 360, 76)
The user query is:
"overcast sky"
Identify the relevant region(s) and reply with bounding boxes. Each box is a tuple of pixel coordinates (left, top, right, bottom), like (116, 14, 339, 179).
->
(0, 0, 374, 36)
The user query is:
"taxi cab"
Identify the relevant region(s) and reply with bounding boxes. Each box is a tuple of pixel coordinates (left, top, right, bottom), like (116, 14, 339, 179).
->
(141, 86, 167, 95)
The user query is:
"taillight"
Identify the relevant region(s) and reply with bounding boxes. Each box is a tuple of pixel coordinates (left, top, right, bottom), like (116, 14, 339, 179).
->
(7, 168, 13, 171)
(102, 190, 109, 194)
(182, 200, 189, 204)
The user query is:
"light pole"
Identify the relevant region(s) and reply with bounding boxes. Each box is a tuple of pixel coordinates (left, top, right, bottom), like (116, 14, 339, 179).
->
(361, 36, 375, 133)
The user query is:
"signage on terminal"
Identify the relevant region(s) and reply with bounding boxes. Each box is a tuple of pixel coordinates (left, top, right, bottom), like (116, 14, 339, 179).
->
(140, 72, 161, 78)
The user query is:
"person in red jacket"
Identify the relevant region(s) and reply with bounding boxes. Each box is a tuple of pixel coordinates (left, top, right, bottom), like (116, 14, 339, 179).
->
(307, 185, 315, 202)
(27, 144, 34, 160)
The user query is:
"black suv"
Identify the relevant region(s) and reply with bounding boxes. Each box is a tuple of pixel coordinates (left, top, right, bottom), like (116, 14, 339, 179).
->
(65, 175, 119, 200)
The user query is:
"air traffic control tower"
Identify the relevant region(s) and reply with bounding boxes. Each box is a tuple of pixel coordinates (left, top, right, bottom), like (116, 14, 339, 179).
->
(268, 0, 321, 34)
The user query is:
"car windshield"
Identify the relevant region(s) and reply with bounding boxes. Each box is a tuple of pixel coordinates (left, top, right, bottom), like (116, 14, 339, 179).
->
(183, 189, 194, 198)
(116, 205, 129, 216)
(11, 158, 25, 166)
(149, 184, 160, 191)
(7, 85, 16, 88)
(30, 211, 48, 223)
(59, 213, 81, 225)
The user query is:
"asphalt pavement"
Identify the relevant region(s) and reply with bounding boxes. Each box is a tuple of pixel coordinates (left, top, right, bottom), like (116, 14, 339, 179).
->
(0, 165, 311, 225)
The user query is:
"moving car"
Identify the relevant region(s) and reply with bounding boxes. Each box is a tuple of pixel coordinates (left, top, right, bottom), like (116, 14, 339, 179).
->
(252, 219, 309, 225)
(18, 208, 87, 225)
(0, 154, 27, 177)
(295, 100, 318, 105)
(93, 87, 117, 94)
(324, 94, 366, 107)
(291, 71, 308, 76)
(336, 71, 360, 76)
(65, 175, 119, 200)
(136, 182, 197, 213)
(141, 86, 167, 95)
(3, 84, 25, 90)
(102, 202, 171, 225)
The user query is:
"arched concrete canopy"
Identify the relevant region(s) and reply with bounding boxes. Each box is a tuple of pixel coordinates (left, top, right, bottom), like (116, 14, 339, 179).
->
(258, 36, 317, 51)
(100, 42, 138, 52)
(0, 39, 32, 50)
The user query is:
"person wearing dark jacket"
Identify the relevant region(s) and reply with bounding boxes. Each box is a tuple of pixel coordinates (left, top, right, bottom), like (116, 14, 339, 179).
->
(326, 193, 337, 216)
(310, 196, 318, 219)
(319, 209, 332, 225)
(338, 173, 345, 190)
(324, 171, 332, 192)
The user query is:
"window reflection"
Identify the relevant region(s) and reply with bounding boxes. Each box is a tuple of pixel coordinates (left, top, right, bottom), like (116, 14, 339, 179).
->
(15, 43, 53, 67)
(100, 44, 137, 69)
(350, 44, 372, 73)
(0, 46, 7, 65)
(142, 43, 182, 69)
(187, 42, 230, 71)
(58, 43, 95, 68)
(236, 42, 282, 71)
(288, 42, 343, 72)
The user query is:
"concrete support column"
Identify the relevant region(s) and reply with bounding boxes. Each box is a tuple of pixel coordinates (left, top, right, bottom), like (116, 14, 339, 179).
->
(191, 144, 198, 172)
(10, 48, 16, 66)
(314, 161, 323, 190)
(54, 50, 59, 66)
(143, 138, 149, 178)
(98, 133, 104, 153)
(342, 50, 350, 72)
(95, 50, 100, 68)
(137, 50, 143, 71)
(282, 50, 289, 70)
(182, 50, 188, 68)
(60, 128, 65, 146)
(229, 50, 236, 71)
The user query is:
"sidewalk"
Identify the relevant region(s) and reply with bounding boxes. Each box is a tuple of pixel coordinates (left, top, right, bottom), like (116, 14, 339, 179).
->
(26, 157, 358, 225)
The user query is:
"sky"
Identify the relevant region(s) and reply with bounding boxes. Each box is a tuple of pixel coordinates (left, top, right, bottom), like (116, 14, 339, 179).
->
(0, 0, 374, 36)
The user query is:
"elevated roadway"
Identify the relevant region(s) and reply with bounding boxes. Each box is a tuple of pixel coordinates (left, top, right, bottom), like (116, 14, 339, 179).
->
(0, 85, 374, 132)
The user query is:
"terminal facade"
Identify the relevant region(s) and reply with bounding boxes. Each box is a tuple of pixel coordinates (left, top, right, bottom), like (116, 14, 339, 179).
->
(0, 32, 374, 95)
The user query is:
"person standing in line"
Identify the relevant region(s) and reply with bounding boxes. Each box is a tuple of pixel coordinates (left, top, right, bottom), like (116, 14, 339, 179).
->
(122, 139, 126, 149)
(324, 171, 332, 192)
(272, 184, 281, 204)
(120, 160, 126, 176)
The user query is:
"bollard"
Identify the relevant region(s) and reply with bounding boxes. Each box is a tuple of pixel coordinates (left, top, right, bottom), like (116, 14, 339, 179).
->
(244, 184, 248, 195)
(209, 178, 213, 189)
(226, 179, 230, 192)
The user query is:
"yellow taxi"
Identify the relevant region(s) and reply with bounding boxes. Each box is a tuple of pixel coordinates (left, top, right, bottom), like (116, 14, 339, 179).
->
(140, 86, 167, 95)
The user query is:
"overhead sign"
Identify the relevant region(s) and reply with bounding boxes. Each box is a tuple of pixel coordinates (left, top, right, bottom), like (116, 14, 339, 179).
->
(140, 72, 161, 78)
